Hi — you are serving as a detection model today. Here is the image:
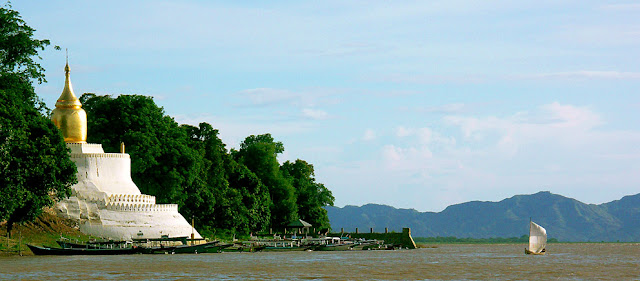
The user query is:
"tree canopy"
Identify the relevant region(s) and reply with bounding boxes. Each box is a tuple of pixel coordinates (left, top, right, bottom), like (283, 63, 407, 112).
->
(281, 160, 334, 230)
(0, 4, 52, 84)
(0, 5, 76, 234)
(235, 134, 298, 228)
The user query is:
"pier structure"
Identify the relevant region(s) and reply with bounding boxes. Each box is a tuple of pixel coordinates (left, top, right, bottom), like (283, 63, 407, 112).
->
(329, 227, 417, 249)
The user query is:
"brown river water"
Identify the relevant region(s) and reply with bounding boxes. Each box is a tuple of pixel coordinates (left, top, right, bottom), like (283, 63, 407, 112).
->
(1, 243, 639, 280)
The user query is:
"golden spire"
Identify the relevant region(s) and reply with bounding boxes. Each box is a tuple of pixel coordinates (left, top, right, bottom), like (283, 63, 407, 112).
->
(51, 53, 87, 143)
(55, 55, 82, 108)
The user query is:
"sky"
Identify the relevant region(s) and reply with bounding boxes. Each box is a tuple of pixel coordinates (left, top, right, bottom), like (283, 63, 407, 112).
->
(13, 0, 640, 212)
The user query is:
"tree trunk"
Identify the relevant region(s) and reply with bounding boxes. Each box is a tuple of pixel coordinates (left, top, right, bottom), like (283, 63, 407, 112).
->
(6, 219, 13, 239)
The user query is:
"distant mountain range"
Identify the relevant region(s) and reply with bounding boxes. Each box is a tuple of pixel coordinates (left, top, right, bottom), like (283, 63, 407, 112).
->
(325, 191, 640, 242)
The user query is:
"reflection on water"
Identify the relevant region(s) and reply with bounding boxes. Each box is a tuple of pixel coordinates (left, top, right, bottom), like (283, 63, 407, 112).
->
(1, 243, 639, 280)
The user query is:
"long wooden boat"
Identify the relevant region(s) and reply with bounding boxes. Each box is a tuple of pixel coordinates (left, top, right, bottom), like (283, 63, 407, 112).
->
(141, 245, 178, 254)
(27, 244, 141, 255)
(57, 241, 130, 249)
(198, 242, 233, 253)
(313, 243, 355, 251)
(146, 241, 230, 254)
(261, 245, 311, 252)
(57, 241, 102, 249)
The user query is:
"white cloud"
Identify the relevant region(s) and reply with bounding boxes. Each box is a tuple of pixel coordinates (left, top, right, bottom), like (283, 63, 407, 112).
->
(600, 3, 640, 11)
(363, 129, 376, 141)
(302, 108, 329, 120)
(382, 145, 434, 170)
(541, 102, 602, 129)
(236, 88, 301, 107)
(378, 73, 487, 84)
(395, 126, 435, 144)
(395, 126, 413, 138)
(555, 24, 640, 47)
(444, 102, 602, 144)
(422, 103, 466, 114)
(395, 126, 456, 147)
(522, 71, 640, 81)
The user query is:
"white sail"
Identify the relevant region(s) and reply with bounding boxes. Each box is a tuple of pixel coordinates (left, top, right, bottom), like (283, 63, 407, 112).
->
(528, 221, 547, 253)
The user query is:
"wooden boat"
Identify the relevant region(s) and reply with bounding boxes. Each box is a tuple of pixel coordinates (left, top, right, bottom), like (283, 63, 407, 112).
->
(221, 244, 266, 252)
(250, 237, 311, 252)
(524, 220, 547, 255)
(198, 242, 233, 253)
(261, 246, 311, 252)
(314, 243, 356, 251)
(27, 244, 141, 255)
(149, 241, 230, 254)
(57, 241, 102, 249)
(57, 240, 130, 249)
(133, 236, 189, 245)
(140, 245, 178, 254)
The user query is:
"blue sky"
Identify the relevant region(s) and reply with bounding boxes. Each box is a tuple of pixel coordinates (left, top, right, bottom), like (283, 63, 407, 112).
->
(14, 1, 640, 211)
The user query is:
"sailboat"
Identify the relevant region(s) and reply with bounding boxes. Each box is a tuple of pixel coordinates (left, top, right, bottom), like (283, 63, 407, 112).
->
(524, 220, 547, 255)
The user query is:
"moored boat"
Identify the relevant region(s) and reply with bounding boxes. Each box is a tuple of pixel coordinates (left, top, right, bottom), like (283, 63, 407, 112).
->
(221, 243, 266, 252)
(57, 240, 130, 249)
(27, 244, 142, 255)
(158, 241, 231, 254)
(261, 246, 311, 252)
(314, 243, 356, 251)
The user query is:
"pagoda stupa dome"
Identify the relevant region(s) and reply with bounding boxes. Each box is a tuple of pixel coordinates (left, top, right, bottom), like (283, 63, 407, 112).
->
(51, 62, 87, 143)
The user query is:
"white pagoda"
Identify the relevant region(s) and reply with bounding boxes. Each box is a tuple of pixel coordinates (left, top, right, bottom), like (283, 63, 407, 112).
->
(51, 62, 201, 240)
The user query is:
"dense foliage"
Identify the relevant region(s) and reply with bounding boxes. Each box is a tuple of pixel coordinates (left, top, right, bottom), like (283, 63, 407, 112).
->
(281, 160, 334, 230)
(0, 5, 76, 235)
(80, 94, 334, 235)
(234, 134, 298, 229)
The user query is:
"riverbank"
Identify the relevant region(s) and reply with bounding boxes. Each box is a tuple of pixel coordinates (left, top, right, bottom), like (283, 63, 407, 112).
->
(0, 209, 90, 256)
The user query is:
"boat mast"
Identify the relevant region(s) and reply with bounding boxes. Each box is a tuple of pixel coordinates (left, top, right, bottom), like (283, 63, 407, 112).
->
(528, 217, 531, 250)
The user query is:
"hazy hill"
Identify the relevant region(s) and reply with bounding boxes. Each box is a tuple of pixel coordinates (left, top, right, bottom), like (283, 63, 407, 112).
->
(326, 191, 640, 242)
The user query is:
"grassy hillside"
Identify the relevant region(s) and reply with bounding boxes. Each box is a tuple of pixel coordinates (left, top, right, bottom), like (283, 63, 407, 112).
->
(0, 209, 91, 256)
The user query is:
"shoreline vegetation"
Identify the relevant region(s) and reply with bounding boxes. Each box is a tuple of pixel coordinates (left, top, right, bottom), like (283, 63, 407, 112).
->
(0, 210, 90, 256)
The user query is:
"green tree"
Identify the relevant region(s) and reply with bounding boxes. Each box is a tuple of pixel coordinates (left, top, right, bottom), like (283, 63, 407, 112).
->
(80, 94, 197, 206)
(235, 134, 297, 228)
(181, 123, 232, 232)
(281, 160, 334, 229)
(0, 4, 52, 84)
(225, 155, 271, 233)
(183, 123, 271, 234)
(0, 5, 76, 235)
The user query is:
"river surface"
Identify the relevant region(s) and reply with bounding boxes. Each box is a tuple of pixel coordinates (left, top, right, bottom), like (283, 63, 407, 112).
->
(1, 243, 639, 280)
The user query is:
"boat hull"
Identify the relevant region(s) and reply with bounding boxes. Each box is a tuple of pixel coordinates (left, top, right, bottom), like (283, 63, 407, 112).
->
(261, 246, 310, 252)
(524, 248, 546, 255)
(28, 244, 141, 255)
(314, 244, 355, 251)
(149, 241, 230, 254)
